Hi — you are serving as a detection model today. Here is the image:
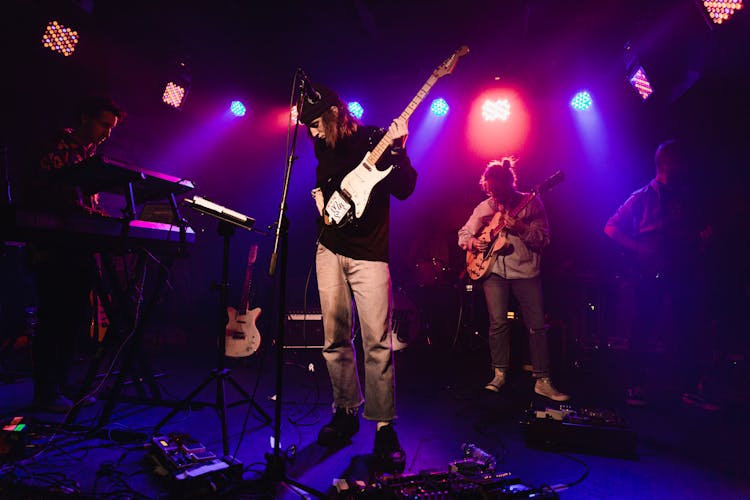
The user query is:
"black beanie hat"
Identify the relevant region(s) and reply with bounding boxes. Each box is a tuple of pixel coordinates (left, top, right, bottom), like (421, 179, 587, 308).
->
(298, 85, 340, 125)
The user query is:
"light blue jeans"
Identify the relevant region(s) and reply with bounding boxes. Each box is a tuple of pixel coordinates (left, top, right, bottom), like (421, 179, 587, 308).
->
(316, 244, 395, 421)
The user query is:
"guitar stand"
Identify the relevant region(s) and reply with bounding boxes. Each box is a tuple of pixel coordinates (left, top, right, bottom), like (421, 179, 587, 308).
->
(153, 220, 271, 457)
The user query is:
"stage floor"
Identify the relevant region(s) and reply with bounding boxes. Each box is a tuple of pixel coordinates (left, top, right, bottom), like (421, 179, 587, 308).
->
(1, 328, 749, 499)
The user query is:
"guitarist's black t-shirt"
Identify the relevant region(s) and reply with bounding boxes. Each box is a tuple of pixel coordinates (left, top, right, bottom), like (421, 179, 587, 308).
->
(314, 125, 417, 262)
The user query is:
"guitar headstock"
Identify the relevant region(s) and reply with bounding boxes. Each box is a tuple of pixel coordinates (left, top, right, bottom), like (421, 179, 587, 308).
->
(433, 45, 470, 79)
(536, 170, 565, 194)
(247, 244, 258, 266)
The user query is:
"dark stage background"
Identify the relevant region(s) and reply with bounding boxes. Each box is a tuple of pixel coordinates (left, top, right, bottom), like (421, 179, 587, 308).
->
(2, 0, 749, 354)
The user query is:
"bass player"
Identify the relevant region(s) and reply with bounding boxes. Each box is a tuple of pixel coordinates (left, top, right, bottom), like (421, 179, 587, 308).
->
(458, 158, 568, 401)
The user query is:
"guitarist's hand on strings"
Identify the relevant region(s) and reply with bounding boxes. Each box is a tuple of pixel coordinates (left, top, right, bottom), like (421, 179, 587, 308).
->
(501, 213, 529, 237)
(388, 117, 409, 148)
(467, 237, 489, 253)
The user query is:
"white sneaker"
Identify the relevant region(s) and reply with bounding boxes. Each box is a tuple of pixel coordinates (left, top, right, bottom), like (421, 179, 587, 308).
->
(484, 372, 506, 392)
(534, 377, 570, 401)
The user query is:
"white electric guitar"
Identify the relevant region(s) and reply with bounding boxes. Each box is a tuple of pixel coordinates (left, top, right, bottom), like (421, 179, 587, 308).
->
(323, 45, 469, 227)
(225, 245, 261, 357)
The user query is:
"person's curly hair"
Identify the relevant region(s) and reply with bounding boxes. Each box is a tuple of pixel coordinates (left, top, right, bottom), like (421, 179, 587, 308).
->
(480, 157, 517, 197)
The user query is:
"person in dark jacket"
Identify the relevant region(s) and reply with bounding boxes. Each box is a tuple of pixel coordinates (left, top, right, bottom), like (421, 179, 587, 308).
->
(299, 85, 416, 472)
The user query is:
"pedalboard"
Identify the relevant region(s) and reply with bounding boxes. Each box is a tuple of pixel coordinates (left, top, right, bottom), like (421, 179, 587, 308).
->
(522, 406, 637, 458)
(147, 433, 243, 497)
(338, 470, 558, 499)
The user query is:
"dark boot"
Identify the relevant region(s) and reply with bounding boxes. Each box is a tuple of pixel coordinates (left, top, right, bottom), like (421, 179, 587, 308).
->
(317, 407, 359, 446)
(374, 423, 405, 473)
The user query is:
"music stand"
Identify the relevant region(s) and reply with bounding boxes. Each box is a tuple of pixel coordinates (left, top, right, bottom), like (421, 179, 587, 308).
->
(152, 196, 271, 457)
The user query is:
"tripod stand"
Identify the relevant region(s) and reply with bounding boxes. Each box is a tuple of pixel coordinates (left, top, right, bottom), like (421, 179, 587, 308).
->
(153, 217, 271, 457)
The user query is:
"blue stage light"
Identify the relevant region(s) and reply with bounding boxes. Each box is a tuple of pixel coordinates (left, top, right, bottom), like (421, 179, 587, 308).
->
(230, 101, 246, 117)
(347, 101, 364, 119)
(430, 98, 450, 116)
(570, 91, 593, 111)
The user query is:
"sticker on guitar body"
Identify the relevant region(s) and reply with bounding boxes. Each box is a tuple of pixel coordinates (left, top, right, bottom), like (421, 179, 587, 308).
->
(325, 191, 352, 225)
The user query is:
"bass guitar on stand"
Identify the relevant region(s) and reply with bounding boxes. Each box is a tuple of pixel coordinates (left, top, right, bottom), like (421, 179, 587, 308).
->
(466, 171, 564, 280)
(225, 244, 261, 357)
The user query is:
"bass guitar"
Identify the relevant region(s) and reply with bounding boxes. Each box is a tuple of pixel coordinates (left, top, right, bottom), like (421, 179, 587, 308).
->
(465, 171, 564, 280)
(225, 244, 261, 357)
(324, 45, 469, 227)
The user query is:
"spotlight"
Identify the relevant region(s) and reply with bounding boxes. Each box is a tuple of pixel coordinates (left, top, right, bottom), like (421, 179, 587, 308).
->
(347, 101, 364, 119)
(42, 21, 79, 57)
(230, 101, 246, 117)
(162, 82, 187, 109)
(702, 0, 743, 25)
(570, 91, 593, 111)
(481, 99, 511, 122)
(430, 98, 450, 116)
(628, 66, 653, 101)
(162, 60, 192, 109)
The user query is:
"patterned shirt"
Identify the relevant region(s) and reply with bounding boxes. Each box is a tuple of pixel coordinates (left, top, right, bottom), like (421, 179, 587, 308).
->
(39, 128, 98, 212)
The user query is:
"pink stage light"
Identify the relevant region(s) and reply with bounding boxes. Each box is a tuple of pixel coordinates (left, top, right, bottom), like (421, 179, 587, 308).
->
(629, 66, 653, 101)
(42, 21, 79, 57)
(481, 99, 512, 122)
(162, 82, 187, 109)
(290, 105, 299, 125)
(467, 89, 529, 158)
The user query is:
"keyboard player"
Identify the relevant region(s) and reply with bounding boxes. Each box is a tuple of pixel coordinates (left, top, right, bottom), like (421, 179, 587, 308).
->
(28, 95, 124, 412)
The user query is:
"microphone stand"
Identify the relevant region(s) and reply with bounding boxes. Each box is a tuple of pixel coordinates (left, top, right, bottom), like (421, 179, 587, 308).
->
(260, 71, 326, 498)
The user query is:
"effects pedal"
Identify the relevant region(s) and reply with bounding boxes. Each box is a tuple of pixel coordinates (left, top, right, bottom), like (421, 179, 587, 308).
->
(147, 433, 242, 497)
(522, 406, 637, 458)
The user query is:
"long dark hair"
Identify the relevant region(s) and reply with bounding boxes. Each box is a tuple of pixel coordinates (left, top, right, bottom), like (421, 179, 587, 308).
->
(320, 101, 359, 148)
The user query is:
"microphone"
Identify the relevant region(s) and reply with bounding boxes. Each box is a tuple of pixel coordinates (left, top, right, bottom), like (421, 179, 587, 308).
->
(298, 69, 321, 104)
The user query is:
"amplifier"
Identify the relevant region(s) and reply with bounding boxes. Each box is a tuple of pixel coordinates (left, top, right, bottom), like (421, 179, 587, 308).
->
(522, 406, 637, 458)
(285, 311, 324, 348)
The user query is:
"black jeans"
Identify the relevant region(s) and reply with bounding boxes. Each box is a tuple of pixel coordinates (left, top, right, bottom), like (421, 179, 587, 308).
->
(32, 248, 96, 400)
(630, 270, 702, 389)
(482, 274, 550, 378)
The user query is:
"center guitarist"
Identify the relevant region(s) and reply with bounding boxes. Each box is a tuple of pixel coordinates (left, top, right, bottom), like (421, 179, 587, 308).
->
(458, 158, 568, 401)
(298, 84, 416, 473)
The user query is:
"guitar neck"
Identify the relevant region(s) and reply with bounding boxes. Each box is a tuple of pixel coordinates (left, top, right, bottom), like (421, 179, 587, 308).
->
(368, 73, 440, 165)
(508, 192, 537, 218)
(239, 264, 252, 312)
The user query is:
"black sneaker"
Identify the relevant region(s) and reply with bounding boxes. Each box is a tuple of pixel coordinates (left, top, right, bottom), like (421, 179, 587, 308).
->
(374, 424, 406, 474)
(317, 407, 359, 447)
